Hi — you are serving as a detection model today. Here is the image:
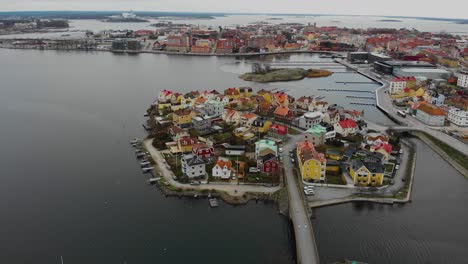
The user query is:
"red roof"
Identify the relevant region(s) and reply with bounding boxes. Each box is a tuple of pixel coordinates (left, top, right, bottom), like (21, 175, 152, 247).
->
(297, 141, 326, 163)
(374, 142, 392, 154)
(269, 124, 288, 135)
(338, 118, 357, 129)
(274, 106, 291, 116)
(392, 76, 416, 82)
(179, 136, 197, 146)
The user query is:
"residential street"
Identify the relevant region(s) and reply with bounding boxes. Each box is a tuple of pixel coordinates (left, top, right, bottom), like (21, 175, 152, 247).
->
(144, 140, 281, 196)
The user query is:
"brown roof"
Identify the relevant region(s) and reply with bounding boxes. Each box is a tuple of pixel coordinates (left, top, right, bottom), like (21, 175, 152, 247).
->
(168, 125, 184, 135)
(418, 103, 445, 116)
(274, 106, 291, 116)
(173, 109, 192, 116)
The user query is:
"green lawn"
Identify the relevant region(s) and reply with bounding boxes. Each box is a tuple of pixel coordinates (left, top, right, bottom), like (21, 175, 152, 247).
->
(326, 174, 345, 185)
(288, 127, 300, 135)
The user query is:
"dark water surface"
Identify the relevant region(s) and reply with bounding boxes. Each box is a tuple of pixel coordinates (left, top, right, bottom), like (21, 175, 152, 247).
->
(0, 49, 466, 264)
(0, 49, 294, 264)
(313, 140, 468, 264)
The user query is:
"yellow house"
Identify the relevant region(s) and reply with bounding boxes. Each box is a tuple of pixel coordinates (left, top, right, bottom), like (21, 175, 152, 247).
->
(158, 103, 171, 110)
(438, 57, 459, 68)
(238, 87, 253, 98)
(296, 141, 327, 182)
(257, 89, 273, 103)
(325, 150, 342, 161)
(391, 88, 416, 99)
(415, 88, 425, 97)
(252, 119, 272, 134)
(349, 160, 384, 187)
(173, 109, 194, 128)
(224, 88, 240, 100)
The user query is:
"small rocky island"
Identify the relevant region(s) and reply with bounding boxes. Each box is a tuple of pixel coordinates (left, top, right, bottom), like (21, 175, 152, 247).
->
(239, 63, 332, 83)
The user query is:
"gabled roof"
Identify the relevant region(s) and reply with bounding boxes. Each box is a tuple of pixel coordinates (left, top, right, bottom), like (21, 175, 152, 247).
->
(168, 125, 184, 135)
(192, 143, 212, 153)
(241, 113, 257, 120)
(173, 109, 192, 116)
(260, 153, 277, 162)
(274, 106, 291, 116)
(214, 157, 232, 170)
(374, 142, 392, 154)
(351, 160, 384, 174)
(417, 103, 445, 116)
(297, 141, 326, 163)
(338, 118, 357, 129)
(269, 124, 288, 135)
(392, 76, 416, 82)
(183, 154, 206, 166)
(178, 136, 197, 146)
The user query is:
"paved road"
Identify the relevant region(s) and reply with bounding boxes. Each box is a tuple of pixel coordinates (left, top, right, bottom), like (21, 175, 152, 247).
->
(282, 134, 320, 264)
(143, 140, 281, 196)
(361, 68, 468, 157)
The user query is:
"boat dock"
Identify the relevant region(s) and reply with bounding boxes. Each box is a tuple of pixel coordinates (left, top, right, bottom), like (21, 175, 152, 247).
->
(318, 88, 374, 93)
(350, 102, 376, 106)
(346, 95, 375, 99)
(336, 81, 377, 84)
(209, 198, 219, 208)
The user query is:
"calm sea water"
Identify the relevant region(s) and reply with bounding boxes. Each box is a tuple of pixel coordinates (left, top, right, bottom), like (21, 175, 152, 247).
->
(313, 140, 468, 264)
(0, 49, 466, 263)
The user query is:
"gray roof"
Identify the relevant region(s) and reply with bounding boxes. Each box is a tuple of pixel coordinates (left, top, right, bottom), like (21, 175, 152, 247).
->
(351, 160, 384, 174)
(183, 154, 206, 166)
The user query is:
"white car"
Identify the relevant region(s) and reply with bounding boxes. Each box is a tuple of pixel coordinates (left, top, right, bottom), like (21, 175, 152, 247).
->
(279, 147, 283, 153)
(303, 189, 315, 196)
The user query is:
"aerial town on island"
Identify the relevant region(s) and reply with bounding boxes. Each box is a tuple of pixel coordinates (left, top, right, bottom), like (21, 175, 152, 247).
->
(144, 86, 399, 188)
(2, 14, 466, 204)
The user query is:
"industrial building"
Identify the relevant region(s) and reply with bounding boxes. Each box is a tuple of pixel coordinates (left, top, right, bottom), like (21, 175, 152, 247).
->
(373, 60, 437, 75)
(347, 52, 391, 63)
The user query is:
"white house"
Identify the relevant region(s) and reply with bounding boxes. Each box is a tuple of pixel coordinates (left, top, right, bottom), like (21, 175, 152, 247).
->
(181, 154, 206, 178)
(334, 118, 357, 137)
(447, 108, 468, 127)
(298, 111, 324, 129)
(205, 100, 224, 117)
(389, 76, 416, 94)
(212, 157, 233, 179)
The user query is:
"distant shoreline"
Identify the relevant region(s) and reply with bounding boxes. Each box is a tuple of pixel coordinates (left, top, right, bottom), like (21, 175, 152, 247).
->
(0, 45, 344, 58)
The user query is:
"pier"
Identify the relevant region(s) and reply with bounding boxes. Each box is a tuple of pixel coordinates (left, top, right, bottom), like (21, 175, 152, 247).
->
(346, 95, 375, 99)
(350, 102, 376, 106)
(336, 81, 377, 84)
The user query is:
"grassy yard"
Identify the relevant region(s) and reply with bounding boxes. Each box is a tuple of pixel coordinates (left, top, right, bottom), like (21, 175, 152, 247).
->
(288, 127, 300, 135)
(326, 174, 346, 185)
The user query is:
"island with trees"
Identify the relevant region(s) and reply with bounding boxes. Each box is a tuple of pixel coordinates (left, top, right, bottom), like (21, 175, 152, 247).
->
(239, 63, 332, 83)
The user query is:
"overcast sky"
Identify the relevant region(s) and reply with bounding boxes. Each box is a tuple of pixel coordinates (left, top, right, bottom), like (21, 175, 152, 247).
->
(2, 0, 468, 19)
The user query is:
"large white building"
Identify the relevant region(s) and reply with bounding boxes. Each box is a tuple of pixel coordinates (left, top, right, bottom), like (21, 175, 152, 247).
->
(447, 108, 468, 127)
(204, 100, 224, 117)
(389, 76, 416, 94)
(457, 69, 468, 88)
(298, 111, 324, 129)
(181, 154, 206, 178)
(415, 104, 445, 126)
